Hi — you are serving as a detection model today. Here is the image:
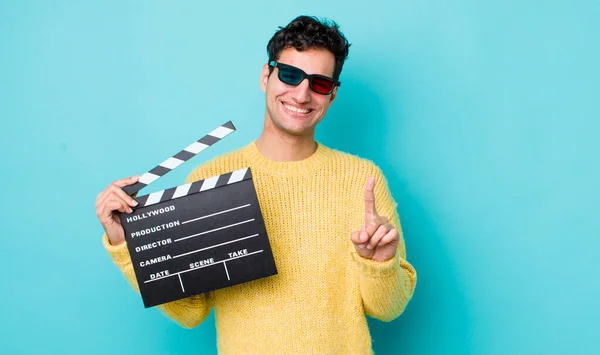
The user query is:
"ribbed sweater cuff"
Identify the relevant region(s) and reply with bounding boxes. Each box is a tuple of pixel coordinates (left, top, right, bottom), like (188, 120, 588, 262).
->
(351, 252, 401, 277)
(102, 233, 132, 267)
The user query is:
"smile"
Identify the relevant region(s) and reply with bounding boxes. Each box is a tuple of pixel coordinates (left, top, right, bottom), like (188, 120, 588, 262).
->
(283, 103, 312, 114)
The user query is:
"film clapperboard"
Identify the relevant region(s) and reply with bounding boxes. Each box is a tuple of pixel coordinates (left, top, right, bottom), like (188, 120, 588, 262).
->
(119, 121, 277, 308)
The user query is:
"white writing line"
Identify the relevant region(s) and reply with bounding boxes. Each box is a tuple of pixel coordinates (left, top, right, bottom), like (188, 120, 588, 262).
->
(224, 262, 230, 280)
(174, 219, 255, 242)
(173, 234, 259, 259)
(178, 274, 184, 292)
(182, 204, 251, 225)
(144, 250, 264, 283)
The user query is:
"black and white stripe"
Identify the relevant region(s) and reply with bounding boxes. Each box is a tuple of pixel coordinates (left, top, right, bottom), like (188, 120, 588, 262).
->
(122, 121, 236, 196)
(134, 168, 252, 207)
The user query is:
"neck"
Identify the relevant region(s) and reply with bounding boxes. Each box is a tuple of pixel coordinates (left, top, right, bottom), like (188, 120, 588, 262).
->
(255, 120, 317, 162)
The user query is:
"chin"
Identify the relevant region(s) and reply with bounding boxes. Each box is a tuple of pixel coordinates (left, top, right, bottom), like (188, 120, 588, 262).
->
(281, 125, 314, 137)
(274, 121, 315, 137)
(265, 107, 320, 138)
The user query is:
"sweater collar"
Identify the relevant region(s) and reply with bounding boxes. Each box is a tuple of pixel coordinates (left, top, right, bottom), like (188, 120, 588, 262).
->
(242, 140, 330, 177)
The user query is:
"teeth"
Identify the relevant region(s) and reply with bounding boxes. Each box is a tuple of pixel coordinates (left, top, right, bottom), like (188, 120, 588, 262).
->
(284, 104, 310, 114)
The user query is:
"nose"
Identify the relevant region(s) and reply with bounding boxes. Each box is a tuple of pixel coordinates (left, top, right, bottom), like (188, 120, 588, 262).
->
(290, 78, 311, 103)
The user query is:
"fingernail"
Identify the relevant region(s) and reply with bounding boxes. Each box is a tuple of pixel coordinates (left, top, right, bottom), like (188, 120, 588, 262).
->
(367, 244, 373, 250)
(131, 200, 138, 206)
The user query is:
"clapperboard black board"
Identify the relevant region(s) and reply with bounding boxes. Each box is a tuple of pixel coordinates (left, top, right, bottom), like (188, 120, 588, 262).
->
(118, 121, 277, 308)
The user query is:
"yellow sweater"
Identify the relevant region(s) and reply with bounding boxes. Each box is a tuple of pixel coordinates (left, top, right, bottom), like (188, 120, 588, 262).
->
(103, 141, 417, 354)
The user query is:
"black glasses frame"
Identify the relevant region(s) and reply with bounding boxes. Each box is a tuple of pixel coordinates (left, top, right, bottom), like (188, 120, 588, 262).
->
(269, 61, 341, 95)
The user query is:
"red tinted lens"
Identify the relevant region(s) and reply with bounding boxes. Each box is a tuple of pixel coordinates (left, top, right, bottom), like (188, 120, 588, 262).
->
(310, 76, 334, 94)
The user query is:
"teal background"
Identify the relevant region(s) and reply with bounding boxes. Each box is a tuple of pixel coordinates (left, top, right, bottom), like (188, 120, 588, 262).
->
(1, 1, 598, 354)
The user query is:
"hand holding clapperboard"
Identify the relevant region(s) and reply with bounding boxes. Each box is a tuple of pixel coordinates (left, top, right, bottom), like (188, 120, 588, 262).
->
(110, 121, 277, 308)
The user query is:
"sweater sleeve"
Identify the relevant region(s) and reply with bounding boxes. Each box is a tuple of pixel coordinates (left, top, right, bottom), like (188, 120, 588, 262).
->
(102, 234, 215, 328)
(102, 167, 219, 328)
(351, 166, 417, 322)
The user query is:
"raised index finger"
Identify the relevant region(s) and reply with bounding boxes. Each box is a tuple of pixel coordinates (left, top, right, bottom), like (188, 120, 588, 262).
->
(364, 176, 377, 218)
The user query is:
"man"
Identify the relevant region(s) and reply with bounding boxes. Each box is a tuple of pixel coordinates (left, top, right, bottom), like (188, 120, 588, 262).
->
(96, 15, 417, 354)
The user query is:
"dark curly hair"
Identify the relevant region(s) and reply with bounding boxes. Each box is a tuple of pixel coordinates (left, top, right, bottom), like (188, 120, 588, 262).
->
(267, 15, 351, 82)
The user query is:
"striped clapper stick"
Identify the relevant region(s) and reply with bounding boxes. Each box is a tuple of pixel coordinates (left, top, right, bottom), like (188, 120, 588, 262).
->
(118, 121, 277, 308)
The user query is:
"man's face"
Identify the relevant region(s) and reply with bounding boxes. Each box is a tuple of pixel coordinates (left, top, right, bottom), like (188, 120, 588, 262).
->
(260, 47, 338, 138)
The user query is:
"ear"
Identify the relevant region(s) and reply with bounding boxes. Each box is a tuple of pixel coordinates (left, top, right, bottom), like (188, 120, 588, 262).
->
(260, 63, 270, 93)
(329, 86, 339, 104)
